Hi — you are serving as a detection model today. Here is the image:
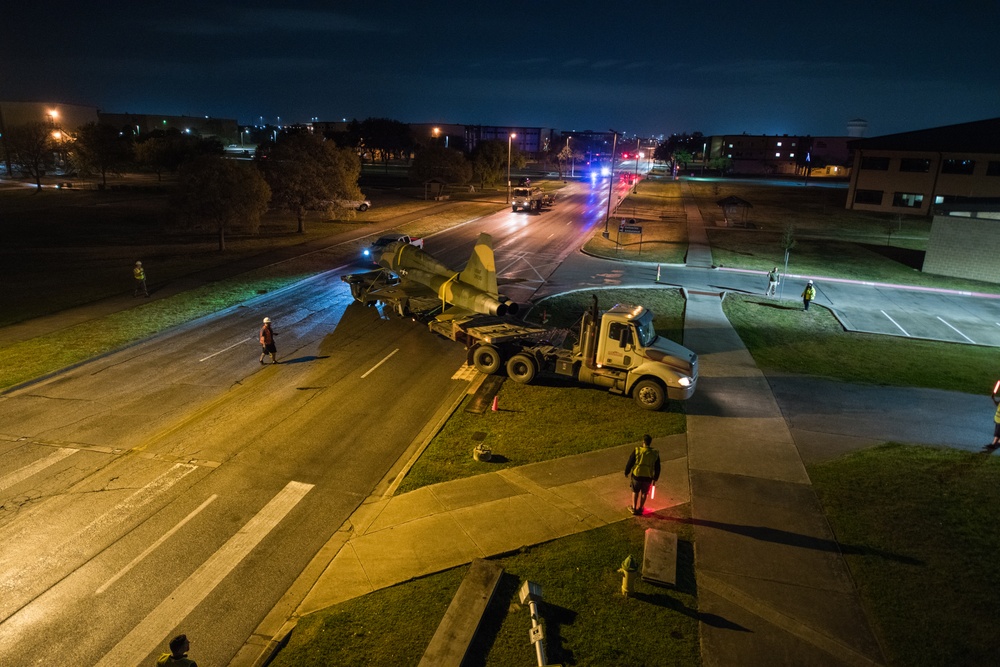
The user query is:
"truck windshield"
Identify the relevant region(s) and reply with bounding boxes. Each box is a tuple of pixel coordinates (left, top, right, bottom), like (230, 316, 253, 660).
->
(634, 313, 657, 347)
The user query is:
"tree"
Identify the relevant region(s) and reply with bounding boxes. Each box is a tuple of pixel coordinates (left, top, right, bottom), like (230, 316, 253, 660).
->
(5, 122, 57, 189)
(256, 133, 362, 233)
(135, 131, 223, 180)
(672, 150, 694, 169)
(410, 146, 472, 184)
(359, 118, 414, 172)
(71, 122, 134, 188)
(172, 155, 270, 251)
(471, 139, 524, 188)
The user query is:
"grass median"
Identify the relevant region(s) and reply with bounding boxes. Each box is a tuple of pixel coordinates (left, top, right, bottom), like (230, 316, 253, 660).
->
(272, 513, 699, 667)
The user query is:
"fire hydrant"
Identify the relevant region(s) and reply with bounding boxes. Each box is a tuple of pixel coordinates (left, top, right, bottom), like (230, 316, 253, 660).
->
(618, 555, 639, 597)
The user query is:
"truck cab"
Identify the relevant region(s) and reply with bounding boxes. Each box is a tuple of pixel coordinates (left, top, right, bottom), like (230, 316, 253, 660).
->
(584, 303, 697, 409)
(511, 186, 543, 212)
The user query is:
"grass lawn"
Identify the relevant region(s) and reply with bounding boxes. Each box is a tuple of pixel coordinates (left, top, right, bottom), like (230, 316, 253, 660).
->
(809, 444, 1000, 666)
(583, 179, 688, 264)
(272, 515, 699, 667)
(722, 293, 998, 393)
(398, 288, 688, 493)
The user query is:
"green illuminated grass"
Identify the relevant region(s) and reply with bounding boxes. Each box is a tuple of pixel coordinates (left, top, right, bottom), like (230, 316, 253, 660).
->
(582, 179, 688, 263)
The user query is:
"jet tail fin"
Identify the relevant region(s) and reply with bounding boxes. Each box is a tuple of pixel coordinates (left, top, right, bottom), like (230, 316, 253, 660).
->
(459, 233, 499, 295)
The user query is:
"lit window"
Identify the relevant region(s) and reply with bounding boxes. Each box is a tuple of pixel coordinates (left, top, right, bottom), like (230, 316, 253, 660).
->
(790, 153, 795, 158)
(728, 143, 733, 148)
(777, 142, 782, 147)
(775, 152, 781, 157)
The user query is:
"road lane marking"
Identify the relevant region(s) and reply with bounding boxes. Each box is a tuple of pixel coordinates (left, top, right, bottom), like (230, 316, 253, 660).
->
(95, 481, 313, 667)
(95, 494, 218, 595)
(199, 337, 252, 362)
(937, 316, 975, 344)
(0, 448, 75, 492)
(361, 348, 399, 378)
(879, 310, 910, 337)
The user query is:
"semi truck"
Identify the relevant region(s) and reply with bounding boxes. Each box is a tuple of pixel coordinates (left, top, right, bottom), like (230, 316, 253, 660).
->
(342, 266, 697, 409)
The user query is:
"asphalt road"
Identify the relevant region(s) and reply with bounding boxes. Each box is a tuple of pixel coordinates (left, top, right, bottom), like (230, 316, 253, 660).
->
(0, 180, 605, 666)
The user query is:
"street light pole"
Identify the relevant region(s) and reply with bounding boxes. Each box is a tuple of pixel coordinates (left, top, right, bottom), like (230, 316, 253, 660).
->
(603, 130, 618, 238)
(633, 137, 640, 192)
(507, 132, 516, 204)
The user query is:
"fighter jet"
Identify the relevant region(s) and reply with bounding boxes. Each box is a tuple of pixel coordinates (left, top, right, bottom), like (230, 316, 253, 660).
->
(357, 232, 519, 318)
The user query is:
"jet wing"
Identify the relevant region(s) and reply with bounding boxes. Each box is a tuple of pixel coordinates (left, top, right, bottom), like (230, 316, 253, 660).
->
(367, 280, 442, 314)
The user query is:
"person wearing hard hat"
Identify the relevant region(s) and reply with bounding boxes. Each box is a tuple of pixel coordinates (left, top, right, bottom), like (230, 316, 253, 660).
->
(133, 260, 148, 297)
(259, 317, 278, 364)
(801, 280, 817, 311)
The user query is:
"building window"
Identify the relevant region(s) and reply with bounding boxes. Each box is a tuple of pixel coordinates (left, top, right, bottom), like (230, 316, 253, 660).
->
(987, 161, 1000, 176)
(775, 152, 781, 157)
(899, 158, 931, 173)
(790, 153, 795, 158)
(777, 142, 782, 147)
(892, 192, 924, 208)
(860, 156, 890, 170)
(854, 189, 883, 205)
(941, 159, 975, 175)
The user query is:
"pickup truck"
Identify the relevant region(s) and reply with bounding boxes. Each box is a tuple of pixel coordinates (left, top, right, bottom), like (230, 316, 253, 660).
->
(361, 234, 423, 264)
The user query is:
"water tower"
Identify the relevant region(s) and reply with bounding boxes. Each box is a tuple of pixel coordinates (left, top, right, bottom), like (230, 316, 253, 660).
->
(847, 118, 868, 137)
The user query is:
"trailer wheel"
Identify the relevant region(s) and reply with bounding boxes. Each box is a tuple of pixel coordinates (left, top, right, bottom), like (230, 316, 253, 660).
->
(506, 354, 536, 384)
(633, 379, 666, 411)
(472, 345, 502, 375)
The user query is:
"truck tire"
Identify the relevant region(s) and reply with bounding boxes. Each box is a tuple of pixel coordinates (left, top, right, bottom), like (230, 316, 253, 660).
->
(512, 205, 518, 213)
(358, 203, 369, 212)
(506, 354, 536, 384)
(472, 345, 502, 375)
(632, 379, 666, 411)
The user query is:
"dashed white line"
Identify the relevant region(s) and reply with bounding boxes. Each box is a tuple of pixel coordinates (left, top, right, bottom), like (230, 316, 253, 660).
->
(880, 310, 910, 337)
(937, 316, 975, 344)
(0, 447, 76, 492)
(361, 348, 399, 378)
(199, 337, 252, 362)
(95, 481, 313, 667)
(96, 495, 219, 595)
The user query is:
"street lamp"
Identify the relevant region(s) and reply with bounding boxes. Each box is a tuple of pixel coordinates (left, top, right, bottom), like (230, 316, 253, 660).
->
(633, 137, 640, 192)
(507, 132, 516, 204)
(603, 129, 618, 238)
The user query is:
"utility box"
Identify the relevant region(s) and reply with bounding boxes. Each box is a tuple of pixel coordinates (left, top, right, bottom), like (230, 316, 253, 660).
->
(642, 528, 678, 586)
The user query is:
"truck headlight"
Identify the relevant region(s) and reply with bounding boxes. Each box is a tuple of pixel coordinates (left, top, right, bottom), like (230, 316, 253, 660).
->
(677, 376, 692, 387)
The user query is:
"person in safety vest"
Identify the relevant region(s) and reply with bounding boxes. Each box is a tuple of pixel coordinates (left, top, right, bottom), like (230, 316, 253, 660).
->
(624, 434, 660, 516)
(259, 317, 278, 364)
(156, 634, 198, 666)
(133, 260, 148, 297)
(801, 280, 817, 310)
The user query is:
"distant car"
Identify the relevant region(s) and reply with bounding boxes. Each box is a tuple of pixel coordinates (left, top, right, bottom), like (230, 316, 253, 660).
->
(335, 198, 371, 212)
(362, 234, 423, 264)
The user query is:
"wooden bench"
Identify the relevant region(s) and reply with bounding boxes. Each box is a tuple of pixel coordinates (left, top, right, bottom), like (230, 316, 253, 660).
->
(641, 528, 678, 586)
(418, 559, 504, 666)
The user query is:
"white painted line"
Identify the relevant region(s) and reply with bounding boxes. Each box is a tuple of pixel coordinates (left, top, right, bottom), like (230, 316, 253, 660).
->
(199, 337, 252, 362)
(937, 316, 976, 344)
(96, 495, 218, 595)
(0, 448, 75, 492)
(95, 481, 313, 667)
(82, 464, 199, 537)
(361, 348, 399, 378)
(880, 310, 911, 337)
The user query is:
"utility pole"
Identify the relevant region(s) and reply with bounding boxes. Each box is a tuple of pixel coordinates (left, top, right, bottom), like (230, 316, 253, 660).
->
(603, 129, 618, 238)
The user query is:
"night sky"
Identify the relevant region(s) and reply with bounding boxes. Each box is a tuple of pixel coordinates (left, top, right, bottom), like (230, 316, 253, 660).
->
(4, 1, 998, 138)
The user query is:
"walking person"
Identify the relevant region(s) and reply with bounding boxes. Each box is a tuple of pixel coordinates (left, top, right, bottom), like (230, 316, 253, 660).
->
(989, 389, 1000, 450)
(259, 317, 278, 364)
(133, 260, 148, 297)
(156, 634, 198, 666)
(801, 280, 817, 310)
(624, 434, 660, 516)
(765, 267, 779, 297)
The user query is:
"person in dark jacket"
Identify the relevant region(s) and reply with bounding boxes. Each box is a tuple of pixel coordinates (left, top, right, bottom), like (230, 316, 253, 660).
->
(156, 634, 198, 666)
(624, 434, 661, 516)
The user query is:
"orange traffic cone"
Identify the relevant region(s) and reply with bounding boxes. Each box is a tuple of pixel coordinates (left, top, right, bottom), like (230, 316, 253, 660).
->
(491, 396, 499, 412)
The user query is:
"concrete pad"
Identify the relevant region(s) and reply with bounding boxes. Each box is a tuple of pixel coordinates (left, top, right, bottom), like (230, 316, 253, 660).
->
(496, 468, 604, 523)
(348, 496, 392, 536)
(687, 376, 783, 418)
(515, 444, 633, 488)
(688, 416, 810, 484)
(642, 528, 677, 586)
(449, 494, 578, 555)
(552, 474, 634, 524)
(364, 486, 448, 534)
(428, 472, 523, 512)
(790, 429, 882, 466)
(297, 543, 373, 615)
(348, 513, 484, 589)
(702, 570, 883, 664)
(697, 586, 884, 667)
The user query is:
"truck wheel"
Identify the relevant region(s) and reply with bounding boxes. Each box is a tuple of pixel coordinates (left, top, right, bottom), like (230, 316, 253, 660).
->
(506, 354, 536, 384)
(633, 379, 666, 411)
(358, 203, 369, 212)
(512, 205, 518, 213)
(472, 345, 502, 375)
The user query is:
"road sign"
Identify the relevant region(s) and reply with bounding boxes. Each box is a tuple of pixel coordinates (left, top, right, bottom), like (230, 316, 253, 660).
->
(620, 224, 642, 234)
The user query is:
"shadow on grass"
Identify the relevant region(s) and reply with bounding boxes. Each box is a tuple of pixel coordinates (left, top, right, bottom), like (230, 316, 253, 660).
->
(661, 516, 923, 565)
(858, 243, 925, 270)
(749, 300, 804, 312)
